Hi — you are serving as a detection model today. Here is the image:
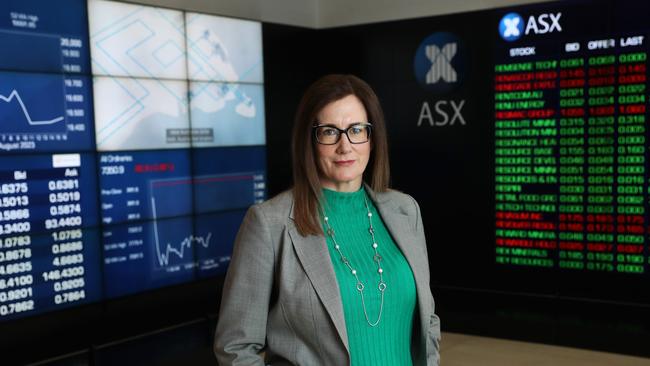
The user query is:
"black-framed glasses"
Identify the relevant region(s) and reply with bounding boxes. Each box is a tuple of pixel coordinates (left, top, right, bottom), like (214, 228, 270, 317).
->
(313, 123, 372, 145)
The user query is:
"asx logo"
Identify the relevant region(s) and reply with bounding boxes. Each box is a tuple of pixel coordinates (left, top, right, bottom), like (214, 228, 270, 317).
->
(413, 32, 465, 93)
(414, 32, 467, 127)
(499, 12, 562, 41)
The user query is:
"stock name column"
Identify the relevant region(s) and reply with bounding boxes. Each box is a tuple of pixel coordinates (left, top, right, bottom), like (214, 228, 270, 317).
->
(615, 37, 647, 274)
(495, 56, 557, 268)
(557, 52, 587, 270)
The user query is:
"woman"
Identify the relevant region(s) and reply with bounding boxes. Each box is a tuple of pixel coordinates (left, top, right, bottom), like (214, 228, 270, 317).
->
(215, 74, 440, 365)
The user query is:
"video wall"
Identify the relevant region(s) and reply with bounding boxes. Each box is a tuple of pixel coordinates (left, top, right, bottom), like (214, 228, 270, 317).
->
(0, 0, 265, 321)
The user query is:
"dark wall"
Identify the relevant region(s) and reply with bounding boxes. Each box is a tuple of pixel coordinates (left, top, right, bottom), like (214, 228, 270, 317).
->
(262, 23, 321, 196)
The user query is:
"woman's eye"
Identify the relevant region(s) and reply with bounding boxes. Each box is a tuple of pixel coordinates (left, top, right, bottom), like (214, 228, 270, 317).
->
(350, 127, 363, 135)
(322, 128, 338, 136)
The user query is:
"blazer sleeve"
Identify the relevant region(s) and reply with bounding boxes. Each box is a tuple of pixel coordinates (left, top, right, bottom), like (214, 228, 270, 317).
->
(214, 204, 275, 365)
(412, 197, 441, 366)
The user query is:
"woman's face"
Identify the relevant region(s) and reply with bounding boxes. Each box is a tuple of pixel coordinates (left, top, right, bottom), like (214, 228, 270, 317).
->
(315, 94, 371, 192)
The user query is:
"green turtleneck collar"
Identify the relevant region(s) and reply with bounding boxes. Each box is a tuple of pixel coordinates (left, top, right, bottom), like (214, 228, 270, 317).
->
(321, 186, 368, 213)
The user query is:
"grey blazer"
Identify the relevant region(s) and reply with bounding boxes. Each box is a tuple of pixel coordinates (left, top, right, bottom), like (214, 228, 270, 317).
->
(214, 186, 441, 365)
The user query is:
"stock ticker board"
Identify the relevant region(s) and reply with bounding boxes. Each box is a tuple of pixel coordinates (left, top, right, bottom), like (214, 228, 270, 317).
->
(0, 0, 266, 321)
(0, 153, 102, 319)
(494, 3, 650, 274)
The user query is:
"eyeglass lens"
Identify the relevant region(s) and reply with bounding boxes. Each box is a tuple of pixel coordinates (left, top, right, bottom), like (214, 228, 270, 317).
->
(315, 124, 370, 144)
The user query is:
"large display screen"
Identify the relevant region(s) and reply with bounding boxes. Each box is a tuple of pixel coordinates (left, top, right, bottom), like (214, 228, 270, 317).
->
(0, 0, 266, 321)
(492, 3, 649, 276)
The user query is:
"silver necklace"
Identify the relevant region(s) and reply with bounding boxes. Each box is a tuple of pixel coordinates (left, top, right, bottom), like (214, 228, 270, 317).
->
(322, 194, 386, 327)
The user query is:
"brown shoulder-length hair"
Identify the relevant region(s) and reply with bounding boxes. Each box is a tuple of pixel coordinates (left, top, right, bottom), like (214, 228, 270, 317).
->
(291, 74, 390, 236)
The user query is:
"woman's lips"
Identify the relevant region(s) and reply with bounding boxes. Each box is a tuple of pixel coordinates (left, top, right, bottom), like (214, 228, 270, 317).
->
(334, 160, 355, 166)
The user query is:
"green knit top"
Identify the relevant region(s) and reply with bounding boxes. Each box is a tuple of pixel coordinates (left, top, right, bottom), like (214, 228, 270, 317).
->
(320, 187, 416, 366)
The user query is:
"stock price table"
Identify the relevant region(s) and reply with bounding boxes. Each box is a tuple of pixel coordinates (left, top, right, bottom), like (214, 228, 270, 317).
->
(494, 31, 650, 274)
(0, 154, 101, 320)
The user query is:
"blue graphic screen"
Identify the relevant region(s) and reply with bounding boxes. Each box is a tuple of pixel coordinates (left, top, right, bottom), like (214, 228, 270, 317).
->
(0, 0, 90, 74)
(0, 0, 266, 322)
(193, 146, 266, 214)
(99, 150, 193, 225)
(102, 216, 195, 298)
(195, 210, 247, 278)
(0, 72, 94, 153)
(99, 147, 265, 297)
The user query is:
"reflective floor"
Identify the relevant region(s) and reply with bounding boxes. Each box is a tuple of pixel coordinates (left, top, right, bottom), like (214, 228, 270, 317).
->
(441, 332, 650, 366)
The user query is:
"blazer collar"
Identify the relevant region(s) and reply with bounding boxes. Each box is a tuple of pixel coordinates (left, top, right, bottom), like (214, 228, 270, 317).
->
(287, 184, 426, 355)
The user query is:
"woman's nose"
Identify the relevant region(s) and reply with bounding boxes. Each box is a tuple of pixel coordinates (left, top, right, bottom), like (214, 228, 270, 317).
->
(335, 132, 353, 153)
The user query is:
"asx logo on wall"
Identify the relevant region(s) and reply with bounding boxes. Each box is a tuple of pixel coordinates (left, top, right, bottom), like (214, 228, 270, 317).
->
(413, 32, 466, 127)
(499, 12, 562, 42)
(413, 32, 466, 93)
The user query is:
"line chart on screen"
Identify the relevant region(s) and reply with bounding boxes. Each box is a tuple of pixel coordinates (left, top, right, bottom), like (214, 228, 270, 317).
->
(150, 196, 212, 267)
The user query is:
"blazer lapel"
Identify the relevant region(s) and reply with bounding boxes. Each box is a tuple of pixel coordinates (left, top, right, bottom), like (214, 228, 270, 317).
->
(287, 205, 349, 352)
(368, 187, 430, 356)
(367, 187, 425, 292)
(373, 199, 424, 285)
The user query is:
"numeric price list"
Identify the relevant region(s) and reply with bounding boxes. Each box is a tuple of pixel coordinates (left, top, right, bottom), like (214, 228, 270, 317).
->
(495, 35, 650, 275)
(0, 153, 101, 320)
